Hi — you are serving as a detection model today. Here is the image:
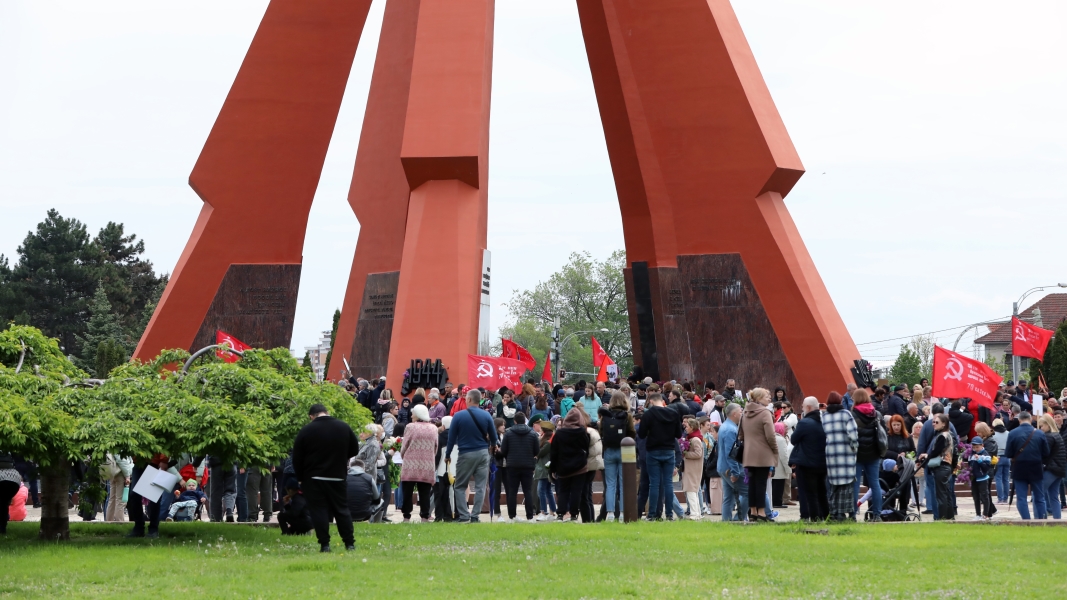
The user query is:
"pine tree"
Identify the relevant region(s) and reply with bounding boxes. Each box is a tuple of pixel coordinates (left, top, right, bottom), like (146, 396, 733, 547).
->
(302, 351, 312, 370)
(323, 308, 341, 377)
(94, 338, 126, 377)
(75, 286, 126, 376)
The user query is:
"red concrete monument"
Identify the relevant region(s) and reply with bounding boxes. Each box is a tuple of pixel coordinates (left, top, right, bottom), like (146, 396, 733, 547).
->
(136, 0, 859, 401)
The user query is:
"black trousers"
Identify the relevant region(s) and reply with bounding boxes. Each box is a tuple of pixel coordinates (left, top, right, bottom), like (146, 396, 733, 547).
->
(505, 467, 535, 520)
(637, 464, 649, 517)
(797, 466, 828, 521)
(932, 464, 954, 521)
(971, 479, 993, 518)
(556, 474, 583, 518)
(401, 481, 432, 520)
(771, 479, 786, 507)
(278, 510, 312, 535)
(433, 478, 453, 522)
(301, 479, 354, 547)
(493, 465, 507, 515)
(580, 471, 597, 522)
(748, 467, 770, 511)
(0, 480, 19, 534)
(128, 466, 160, 534)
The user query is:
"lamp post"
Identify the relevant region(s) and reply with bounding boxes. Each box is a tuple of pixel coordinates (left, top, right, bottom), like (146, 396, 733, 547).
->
(556, 328, 610, 382)
(1011, 283, 1067, 384)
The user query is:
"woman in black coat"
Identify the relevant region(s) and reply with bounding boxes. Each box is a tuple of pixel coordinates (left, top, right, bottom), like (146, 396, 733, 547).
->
(550, 408, 590, 522)
(885, 415, 915, 461)
(789, 399, 828, 521)
(1038, 415, 1066, 519)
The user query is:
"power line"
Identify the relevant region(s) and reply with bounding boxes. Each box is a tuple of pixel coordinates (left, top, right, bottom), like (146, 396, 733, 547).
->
(855, 314, 1013, 347)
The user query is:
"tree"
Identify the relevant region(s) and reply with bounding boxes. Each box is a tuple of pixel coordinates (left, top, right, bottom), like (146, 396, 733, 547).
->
(907, 335, 934, 381)
(4, 210, 96, 353)
(0, 211, 167, 356)
(1028, 329, 1056, 389)
(890, 345, 922, 387)
(1047, 323, 1067, 394)
(302, 351, 313, 370)
(0, 325, 370, 541)
(324, 308, 341, 377)
(74, 286, 126, 376)
(501, 250, 631, 381)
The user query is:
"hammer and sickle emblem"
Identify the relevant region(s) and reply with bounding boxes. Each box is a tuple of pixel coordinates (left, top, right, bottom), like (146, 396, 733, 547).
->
(944, 357, 964, 381)
(476, 361, 493, 378)
(1014, 324, 1027, 342)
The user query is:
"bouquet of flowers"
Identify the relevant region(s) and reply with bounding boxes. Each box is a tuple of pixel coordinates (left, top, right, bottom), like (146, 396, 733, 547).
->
(382, 437, 403, 486)
(678, 437, 690, 452)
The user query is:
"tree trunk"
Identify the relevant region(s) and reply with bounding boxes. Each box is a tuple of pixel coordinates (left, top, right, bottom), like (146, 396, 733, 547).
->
(38, 461, 70, 541)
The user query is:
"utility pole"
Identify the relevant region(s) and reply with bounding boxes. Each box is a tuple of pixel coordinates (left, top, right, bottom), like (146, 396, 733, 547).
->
(552, 316, 560, 382)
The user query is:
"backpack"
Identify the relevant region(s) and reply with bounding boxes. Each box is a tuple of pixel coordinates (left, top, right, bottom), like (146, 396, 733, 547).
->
(600, 412, 628, 448)
(703, 440, 720, 479)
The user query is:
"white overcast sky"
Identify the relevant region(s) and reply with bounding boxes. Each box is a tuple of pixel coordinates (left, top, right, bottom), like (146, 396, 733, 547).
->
(2, 1, 1065, 365)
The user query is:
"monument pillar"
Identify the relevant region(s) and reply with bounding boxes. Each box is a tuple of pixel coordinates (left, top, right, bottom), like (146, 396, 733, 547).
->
(383, 0, 495, 388)
(134, 0, 374, 360)
(577, 0, 858, 401)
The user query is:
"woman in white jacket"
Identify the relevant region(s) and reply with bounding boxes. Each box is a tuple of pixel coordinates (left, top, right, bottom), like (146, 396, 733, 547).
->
(772, 423, 793, 508)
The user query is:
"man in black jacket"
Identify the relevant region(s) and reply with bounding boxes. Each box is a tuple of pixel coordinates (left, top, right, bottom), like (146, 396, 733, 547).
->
(789, 397, 828, 521)
(498, 412, 540, 521)
(638, 393, 683, 521)
(884, 385, 908, 418)
(292, 404, 360, 552)
(949, 401, 974, 441)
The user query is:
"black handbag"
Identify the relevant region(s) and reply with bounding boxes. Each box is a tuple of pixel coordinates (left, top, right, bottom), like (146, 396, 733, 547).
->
(728, 414, 745, 462)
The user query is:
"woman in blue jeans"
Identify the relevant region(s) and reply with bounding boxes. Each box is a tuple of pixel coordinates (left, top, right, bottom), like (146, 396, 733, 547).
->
(851, 391, 884, 520)
(599, 392, 637, 522)
(992, 419, 1011, 503)
(1038, 415, 1065, 519)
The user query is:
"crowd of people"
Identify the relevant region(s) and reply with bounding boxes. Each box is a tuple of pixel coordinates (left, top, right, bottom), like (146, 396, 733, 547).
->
(4, 373, 1067, 543)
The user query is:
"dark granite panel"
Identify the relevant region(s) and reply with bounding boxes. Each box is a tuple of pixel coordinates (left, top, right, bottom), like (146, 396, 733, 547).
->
(677, 254, 802, 408)
(648, 266, 693, 382)
(191, 263, 301, 352)
(628, 262, 660, 381)
(348, 271, 400, 379)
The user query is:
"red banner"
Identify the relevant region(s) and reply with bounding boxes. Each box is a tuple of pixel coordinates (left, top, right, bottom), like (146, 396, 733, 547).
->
(215, 330, 251, 363)
(1011, 316, 1054, 361)
(931, 346, 1001, 409)
(596, 354, 617, 383)
(540, 352, 553, 386)
(501, 338, 536, 371)
(591, 336, 608, 368)
(468, 354, 526, 391)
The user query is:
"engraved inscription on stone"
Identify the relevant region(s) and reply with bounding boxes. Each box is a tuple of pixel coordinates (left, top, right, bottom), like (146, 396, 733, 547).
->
(688, 278, 742, 306)
(238, 286, 288, 315)
(667, 288, 685, 315)
(362, 293, 396, 320)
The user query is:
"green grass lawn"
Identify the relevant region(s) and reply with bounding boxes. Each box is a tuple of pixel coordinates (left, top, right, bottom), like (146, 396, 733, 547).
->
(1, 520, 1063, 598)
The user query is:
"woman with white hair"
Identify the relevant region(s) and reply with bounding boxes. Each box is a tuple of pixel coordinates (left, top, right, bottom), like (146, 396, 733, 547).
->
(400, 404, 439, 522)
(355, 424, 385, 495)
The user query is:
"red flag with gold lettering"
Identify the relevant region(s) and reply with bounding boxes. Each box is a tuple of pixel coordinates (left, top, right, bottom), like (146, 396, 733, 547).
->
(215, 330, 251, 363)
(468, 354, 526, 391)
(1011, 316, 1054, 360)
(931, 345, 1001, 409)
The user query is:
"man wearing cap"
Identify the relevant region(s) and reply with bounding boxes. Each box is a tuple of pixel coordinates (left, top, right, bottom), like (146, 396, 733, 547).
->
(884, 385, 908, 418)
(292, 403, 360, 552)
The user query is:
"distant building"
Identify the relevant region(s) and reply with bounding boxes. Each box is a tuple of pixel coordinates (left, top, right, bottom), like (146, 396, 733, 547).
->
(302, 330, 333, 382)
(975, 293, 1067, 369)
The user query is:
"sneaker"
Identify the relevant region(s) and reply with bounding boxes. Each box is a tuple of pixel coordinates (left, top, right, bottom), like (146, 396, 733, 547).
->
(469, 517, 480, 523)
(513, 516, 526, 522)
(921, 510, 933, 515)
(605, 514, 615, 522)
(165, 517, 174, 522)
(497, 516, 511, 523)
(263, 515, 272, 523)
(345, 544, 356, 551)
(320, 545, 331, 553)
(146, 531, 159, 539)
(769, 510, 779, 520)
(225, 515, 234, 523)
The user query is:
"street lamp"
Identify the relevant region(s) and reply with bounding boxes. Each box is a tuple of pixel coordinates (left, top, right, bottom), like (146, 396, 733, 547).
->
(556, 328, 610, 381)
(1011, 283, 1067, 384)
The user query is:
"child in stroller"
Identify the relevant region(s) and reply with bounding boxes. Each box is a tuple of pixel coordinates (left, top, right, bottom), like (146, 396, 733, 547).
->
(861, 457, 921, 522)
(166, 479, 207, 522)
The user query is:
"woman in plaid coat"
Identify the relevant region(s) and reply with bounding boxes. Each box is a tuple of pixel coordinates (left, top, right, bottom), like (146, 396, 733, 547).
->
(822, 391, 858, 521)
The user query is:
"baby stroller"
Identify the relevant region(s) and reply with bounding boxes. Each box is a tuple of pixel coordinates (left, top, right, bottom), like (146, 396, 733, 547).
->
(864, 457, 922, 522)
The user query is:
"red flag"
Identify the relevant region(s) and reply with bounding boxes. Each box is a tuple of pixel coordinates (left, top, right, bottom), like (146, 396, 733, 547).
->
(591, 336, 608, 368)
(468, 354, 526, 391)
(540, 352, 553, 386)
(1011, 316, 1054, 361)
(501, 338, 536, 371)
(931, 346, 1001, 409)
(596, 355, 617, 383)
(215, 330, 251, 363)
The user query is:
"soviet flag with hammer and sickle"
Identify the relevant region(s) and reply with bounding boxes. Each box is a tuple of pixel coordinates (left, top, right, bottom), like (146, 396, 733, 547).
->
(931, 345, 1002, 409)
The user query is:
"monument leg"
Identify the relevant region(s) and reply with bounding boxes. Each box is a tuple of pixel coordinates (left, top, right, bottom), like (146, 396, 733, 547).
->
(330, 0, 423, 382)
(384, 0, 494, 388)
(135, 0, 375, 359)
(578, 0, 858, 401)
